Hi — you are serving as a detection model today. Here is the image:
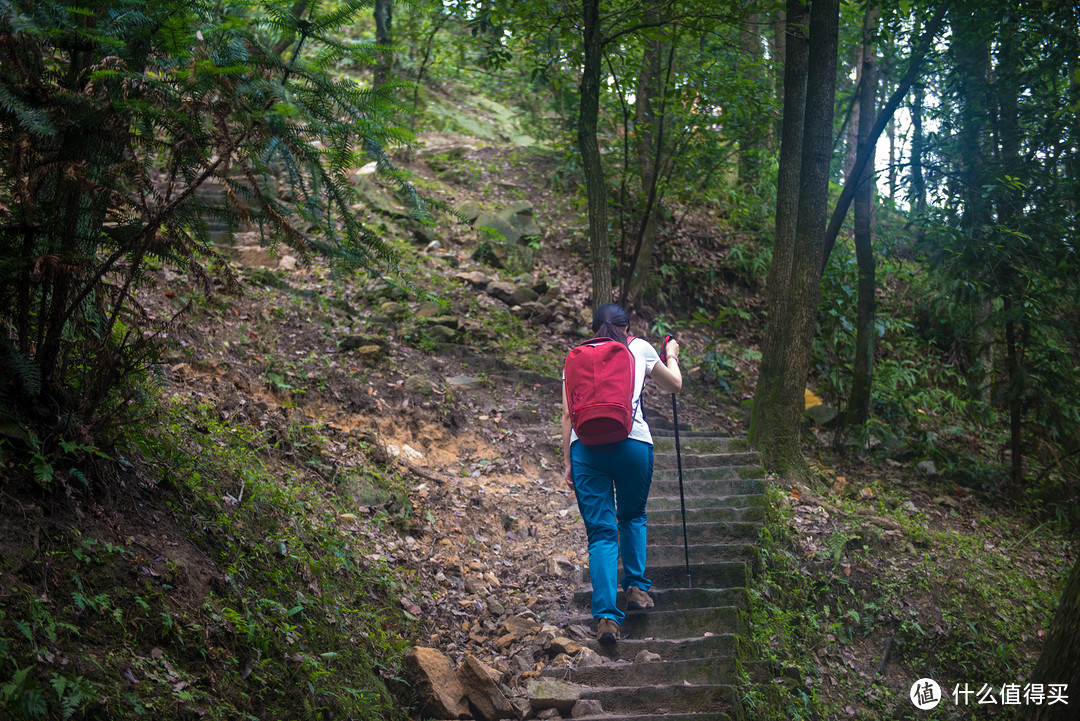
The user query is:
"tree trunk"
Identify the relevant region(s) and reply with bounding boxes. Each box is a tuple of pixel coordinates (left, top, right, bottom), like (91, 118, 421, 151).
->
(847, 5, 878, 432)
(737, 9, 765, 198)
(272, 0, 310, 57)
(908, 17, 927, 235)
(770, 6, 786, 147)
(997, 21, 1024, 491)
(819, 1, 950, 271)
(374, 0, 393, 88)
(578, 0, 612, 307)
(843, 44, 860, 179)
(751, 0, 838, 475)
(909, 71, 926, 222)
(750, 0, 808, 453)
(887, 117, 896, 201)
(952, 6, 995, 410)
(625, 11, 666, 304)
(1016, 554, 1080, 721)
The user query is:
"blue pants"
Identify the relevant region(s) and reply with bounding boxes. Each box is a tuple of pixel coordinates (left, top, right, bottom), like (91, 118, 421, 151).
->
(571, 438, 654, 624)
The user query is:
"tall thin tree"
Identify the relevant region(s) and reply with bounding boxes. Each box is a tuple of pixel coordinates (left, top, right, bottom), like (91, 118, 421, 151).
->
(847, 4, 879, 431)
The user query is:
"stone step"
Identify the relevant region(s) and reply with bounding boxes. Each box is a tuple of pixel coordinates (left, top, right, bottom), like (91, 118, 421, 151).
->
(566, 606, 744, 639)
(562, 713, 736, 721)
(647, 505, 764, 524)
(652, 466, 764, 483)
(643, 543, 759, 567)
(643, 562, 749, 590)
(647, 495, 763, 511)
(542, 656, 737, 686)
(652, 437, 748, 455)
(648, 427, 725, 440)
(549, 423, 759, 720)
(585, 562, 749, 590)
(649, 521, 762, 543)
(649, 477, 765, 497)
(653, 452, 759, 470)
(580, 634, 740, 662)
(573, 587, 746, 612)
(581, 683, 742, 716)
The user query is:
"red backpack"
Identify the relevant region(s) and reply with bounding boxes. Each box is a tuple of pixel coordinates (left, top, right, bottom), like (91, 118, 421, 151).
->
(564, 336, 637, 445)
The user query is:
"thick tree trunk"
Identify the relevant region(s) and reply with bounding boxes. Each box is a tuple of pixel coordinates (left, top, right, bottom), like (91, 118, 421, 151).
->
(750, 0, 807, 453)
(751, 0, 838, 475)
(578, 0, 612, 307)
(848, 6, 878, 432)
(1016, 555, 1080, 721)
(374, 0, 393, 88)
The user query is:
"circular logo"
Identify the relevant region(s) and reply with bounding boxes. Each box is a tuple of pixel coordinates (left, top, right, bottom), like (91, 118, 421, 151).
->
(910, 678, 942, 710)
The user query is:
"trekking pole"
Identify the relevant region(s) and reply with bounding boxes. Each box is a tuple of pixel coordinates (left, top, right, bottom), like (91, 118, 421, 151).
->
(662, 335, 691, 587)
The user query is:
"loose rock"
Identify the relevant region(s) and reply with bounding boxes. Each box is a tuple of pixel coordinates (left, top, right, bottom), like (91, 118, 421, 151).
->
(460, 655, 517, 721)
(575, 647, 604, 667)
(402, 647, 469, 719)
(527, 678, 582, 712)
(634, 650, 662, 663)
(571, 699, 604, 718)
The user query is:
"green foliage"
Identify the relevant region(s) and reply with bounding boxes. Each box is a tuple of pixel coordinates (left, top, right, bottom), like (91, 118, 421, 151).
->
(0, 396, 413, 720)
(0, 0, 422, 453)
(747, 476, 1068, 720)
(742, 490, 821, 720)
(725, 241, 773, 284)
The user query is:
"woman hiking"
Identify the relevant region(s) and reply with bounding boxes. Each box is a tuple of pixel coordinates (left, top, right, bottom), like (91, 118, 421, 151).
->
(561, 303, 682, 644)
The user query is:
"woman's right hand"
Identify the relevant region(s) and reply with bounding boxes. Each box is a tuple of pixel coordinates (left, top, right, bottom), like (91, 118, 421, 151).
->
(664, 337, 680, 362)
(565, 465, 574, 489)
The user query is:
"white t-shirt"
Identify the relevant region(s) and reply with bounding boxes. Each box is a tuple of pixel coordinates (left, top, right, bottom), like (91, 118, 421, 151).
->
(567, 336, 661, 446)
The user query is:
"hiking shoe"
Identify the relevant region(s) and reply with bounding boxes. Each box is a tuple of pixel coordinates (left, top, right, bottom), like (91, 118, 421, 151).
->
(626, 586, 655, 610)
(596, 618, 620, 644)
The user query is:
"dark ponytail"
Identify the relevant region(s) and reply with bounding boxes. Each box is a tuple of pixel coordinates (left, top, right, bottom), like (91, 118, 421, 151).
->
(592, 303, 630, 345)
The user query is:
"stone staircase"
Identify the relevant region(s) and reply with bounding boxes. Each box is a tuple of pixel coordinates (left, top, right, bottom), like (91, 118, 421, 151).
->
(534, 429, 766, 721)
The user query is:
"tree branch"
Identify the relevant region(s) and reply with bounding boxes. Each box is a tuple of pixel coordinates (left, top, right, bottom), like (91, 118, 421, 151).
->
(819, 0, 951, 272)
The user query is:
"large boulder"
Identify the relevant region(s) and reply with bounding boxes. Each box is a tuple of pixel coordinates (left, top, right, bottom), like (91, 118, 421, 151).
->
(475, 213, 523, 245)
(351, 165, 408, 218)
(511, 301, 555, 325)
(475, 202, 542, 243)
(232, 244, 296, 270)
(470, 202, 542, 273)
(454, 270, 491, 289)
(339, 333, 389, 352)
(486, 281, 539, 307)
(457, 200, 484, 224)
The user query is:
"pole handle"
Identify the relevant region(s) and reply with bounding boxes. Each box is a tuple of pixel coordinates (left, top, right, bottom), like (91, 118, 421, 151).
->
(660, 334, 675, 364)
